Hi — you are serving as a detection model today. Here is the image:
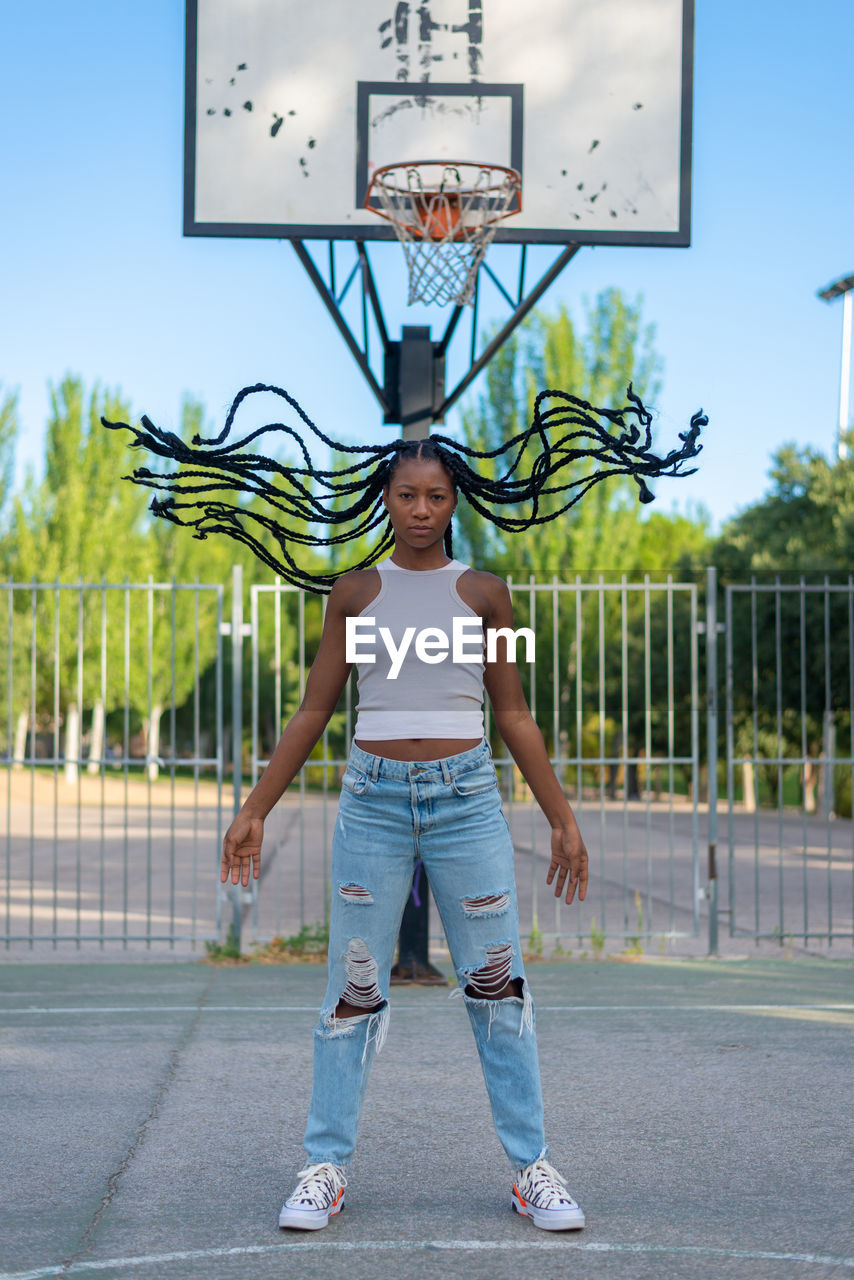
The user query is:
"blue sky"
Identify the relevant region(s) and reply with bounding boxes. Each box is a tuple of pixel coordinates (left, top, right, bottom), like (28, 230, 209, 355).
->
(1, 0, 852, 534)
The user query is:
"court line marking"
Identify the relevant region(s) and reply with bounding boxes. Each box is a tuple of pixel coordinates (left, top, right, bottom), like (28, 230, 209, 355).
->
(3, 1238, 853, 1279)
(2, 1003, 853, 1015)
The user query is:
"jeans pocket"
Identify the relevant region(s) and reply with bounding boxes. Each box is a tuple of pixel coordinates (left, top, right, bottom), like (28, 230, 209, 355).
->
(451, 762, 497, 797)
(341, 767, 370, 796)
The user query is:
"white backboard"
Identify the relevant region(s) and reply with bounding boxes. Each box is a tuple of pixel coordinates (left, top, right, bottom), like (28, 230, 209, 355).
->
(185, 0, 693, 245)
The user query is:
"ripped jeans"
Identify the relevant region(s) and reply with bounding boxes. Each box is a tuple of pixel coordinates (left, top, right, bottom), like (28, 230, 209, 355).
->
(303, 739, 548, 1170)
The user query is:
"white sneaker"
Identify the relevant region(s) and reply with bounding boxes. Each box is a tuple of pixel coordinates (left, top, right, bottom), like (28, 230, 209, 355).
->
(511, 1157, 586, 1230)
(278, 1162, 347, 1230)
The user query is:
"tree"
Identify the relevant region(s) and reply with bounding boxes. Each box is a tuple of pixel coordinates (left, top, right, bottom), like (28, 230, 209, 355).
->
(0, 386, 18, 542)
(454, 292, 711, 787)
(3, 381, 240, 779)
(3, 378, 147, 775)
(454, 289, 668, 577)
(714, 437, 854, 577)
(713, 435, 854, 815)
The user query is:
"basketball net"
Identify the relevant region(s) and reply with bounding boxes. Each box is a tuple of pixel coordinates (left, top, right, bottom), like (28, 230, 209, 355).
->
(365, 161, 522, 307)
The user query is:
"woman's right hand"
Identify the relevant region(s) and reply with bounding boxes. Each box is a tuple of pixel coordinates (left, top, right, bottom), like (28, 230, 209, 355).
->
(220, 813, 264, 887)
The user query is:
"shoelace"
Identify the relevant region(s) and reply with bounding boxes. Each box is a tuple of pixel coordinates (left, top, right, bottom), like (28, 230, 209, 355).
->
(288, 1162, 347, 1208)
(518, 1158, 574, 1207)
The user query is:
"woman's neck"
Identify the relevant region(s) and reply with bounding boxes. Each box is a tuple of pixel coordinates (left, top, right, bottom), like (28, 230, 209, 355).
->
(389, 544, 452, 571)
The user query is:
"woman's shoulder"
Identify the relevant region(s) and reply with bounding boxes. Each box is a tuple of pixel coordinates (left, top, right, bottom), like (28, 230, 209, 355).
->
(456, 567, 510, 616)
(328, 567, 382, 615)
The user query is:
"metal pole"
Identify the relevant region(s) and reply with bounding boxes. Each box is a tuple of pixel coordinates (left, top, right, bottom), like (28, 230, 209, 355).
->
(817, 274, 854, 461)
(839, 290, 852, 461)
(706, 566, 719, 955)
(398, 326, 437, 440)
(230, 563, 244, 946)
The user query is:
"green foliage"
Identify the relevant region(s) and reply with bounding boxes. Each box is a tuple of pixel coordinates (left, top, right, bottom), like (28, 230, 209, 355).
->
(589, 917, 606, 959)
(455, 290, 712, 579)
(1, 385, 227, 729)
(623, 889, 645, 957)
(6, 378, 148, 584)
(204, 924, 243, 962)
(0, 386, 19, 543)
(527, 918, 544, 957)
(713, 436, 854, 816)
(0, 381, 272, 767)
(455, 293, 712, 780)
(250, 920, 330, 961)
(454, 289, 702, 578)
(714, 433, 854, 577)
(204, 920, 331, 964)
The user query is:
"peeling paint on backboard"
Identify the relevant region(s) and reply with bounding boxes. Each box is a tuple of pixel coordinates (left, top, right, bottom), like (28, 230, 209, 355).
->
(186, 0, 692, 246)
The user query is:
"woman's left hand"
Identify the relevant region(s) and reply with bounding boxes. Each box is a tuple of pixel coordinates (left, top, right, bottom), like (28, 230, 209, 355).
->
(546, 823, 589, 905)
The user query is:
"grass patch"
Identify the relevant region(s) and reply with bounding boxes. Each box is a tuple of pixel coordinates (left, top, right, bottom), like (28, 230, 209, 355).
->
(203, 920, 330, 965)
(251, 921, 330, 963)
(204, 925, 244, 963)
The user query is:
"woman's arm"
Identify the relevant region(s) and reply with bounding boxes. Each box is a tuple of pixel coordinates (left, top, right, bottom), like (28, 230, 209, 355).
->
(480, 575, 589, 905)
(219, 575, 358, 887)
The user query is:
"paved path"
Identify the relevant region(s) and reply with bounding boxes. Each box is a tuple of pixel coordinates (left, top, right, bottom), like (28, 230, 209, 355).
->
(2, 959, 853, 1279)
(6, 788, 853, 958)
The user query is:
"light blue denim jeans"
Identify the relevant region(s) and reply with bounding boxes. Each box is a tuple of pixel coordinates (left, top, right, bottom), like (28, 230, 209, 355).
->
(303, 739, 548, 1170)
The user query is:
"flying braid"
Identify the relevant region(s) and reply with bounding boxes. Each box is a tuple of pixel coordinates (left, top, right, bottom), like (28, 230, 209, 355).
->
(102, 382, 705, 593)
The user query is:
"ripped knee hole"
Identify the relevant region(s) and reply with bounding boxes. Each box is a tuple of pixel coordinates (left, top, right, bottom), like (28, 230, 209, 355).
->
(463, 940, 522, 999)
(337, 937, 383, 1013)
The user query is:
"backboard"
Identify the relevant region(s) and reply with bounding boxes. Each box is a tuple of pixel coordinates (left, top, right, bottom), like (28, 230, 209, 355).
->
(185, 0, 693, 246)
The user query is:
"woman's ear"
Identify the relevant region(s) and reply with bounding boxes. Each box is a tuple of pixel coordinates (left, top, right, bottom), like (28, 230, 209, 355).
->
(381, 487, 389, 512)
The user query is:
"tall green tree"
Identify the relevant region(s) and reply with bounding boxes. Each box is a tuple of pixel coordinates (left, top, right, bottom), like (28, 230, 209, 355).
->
(454, 292, 711, 780)
(0, 386, 18, 544)
(3, 382, 242, 777)
(713, 434, 854, 814)
(454, 289, 667, 576)
(714, 436, 854, 577)
(3, 378, 147, 772)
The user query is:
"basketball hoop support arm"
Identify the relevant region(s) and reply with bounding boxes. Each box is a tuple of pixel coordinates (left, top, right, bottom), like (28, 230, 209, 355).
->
(291, 239, 581, 438)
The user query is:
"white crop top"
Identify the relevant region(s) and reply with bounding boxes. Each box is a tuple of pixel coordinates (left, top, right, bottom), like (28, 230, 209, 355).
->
(352, 558, 485, 740)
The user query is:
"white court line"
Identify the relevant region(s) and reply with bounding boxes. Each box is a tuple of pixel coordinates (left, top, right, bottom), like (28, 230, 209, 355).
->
(2, 1003, 853, 1015)
(2, 1239, 853, 1280)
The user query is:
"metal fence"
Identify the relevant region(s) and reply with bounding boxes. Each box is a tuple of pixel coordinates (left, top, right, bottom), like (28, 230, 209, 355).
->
(2, 569, 853, 956)
(2, 578, 225, 950)
(719, 577, 854, 948)
(248, 574, 701, 956)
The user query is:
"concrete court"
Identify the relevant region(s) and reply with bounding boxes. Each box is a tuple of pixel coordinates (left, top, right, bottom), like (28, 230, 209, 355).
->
(1, 959, 852, 1280)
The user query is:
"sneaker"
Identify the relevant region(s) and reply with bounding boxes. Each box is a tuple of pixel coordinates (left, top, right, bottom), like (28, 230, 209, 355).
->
(278, 1163, 347, 1230)
(511, 1158, 586, 1231)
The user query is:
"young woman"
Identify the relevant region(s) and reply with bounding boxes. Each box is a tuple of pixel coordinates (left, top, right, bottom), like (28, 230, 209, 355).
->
(220, 439, 590, 1233)
(102, 377, 701, 1234)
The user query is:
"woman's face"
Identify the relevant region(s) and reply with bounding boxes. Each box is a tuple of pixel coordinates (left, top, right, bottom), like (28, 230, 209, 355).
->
(383, 457, 457, 551)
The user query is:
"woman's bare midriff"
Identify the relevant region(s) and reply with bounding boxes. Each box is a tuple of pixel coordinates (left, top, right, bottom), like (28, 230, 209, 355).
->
(354, 737, 481, 761)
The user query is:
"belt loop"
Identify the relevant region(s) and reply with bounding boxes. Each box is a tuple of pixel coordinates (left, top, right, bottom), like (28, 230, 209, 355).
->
(440, 758, 451, 784)
(371, 755, 381, 781)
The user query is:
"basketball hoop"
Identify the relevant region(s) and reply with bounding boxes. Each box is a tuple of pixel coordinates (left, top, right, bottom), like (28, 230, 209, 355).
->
(365, 161, 522, 307)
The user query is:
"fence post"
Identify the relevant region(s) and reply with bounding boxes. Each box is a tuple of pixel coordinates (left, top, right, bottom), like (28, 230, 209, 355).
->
(706, 566, 719, 955)
(229, 564, 245, 947)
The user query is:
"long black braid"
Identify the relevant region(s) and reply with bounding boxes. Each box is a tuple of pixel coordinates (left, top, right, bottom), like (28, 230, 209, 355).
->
(102, 381, 705, 593)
